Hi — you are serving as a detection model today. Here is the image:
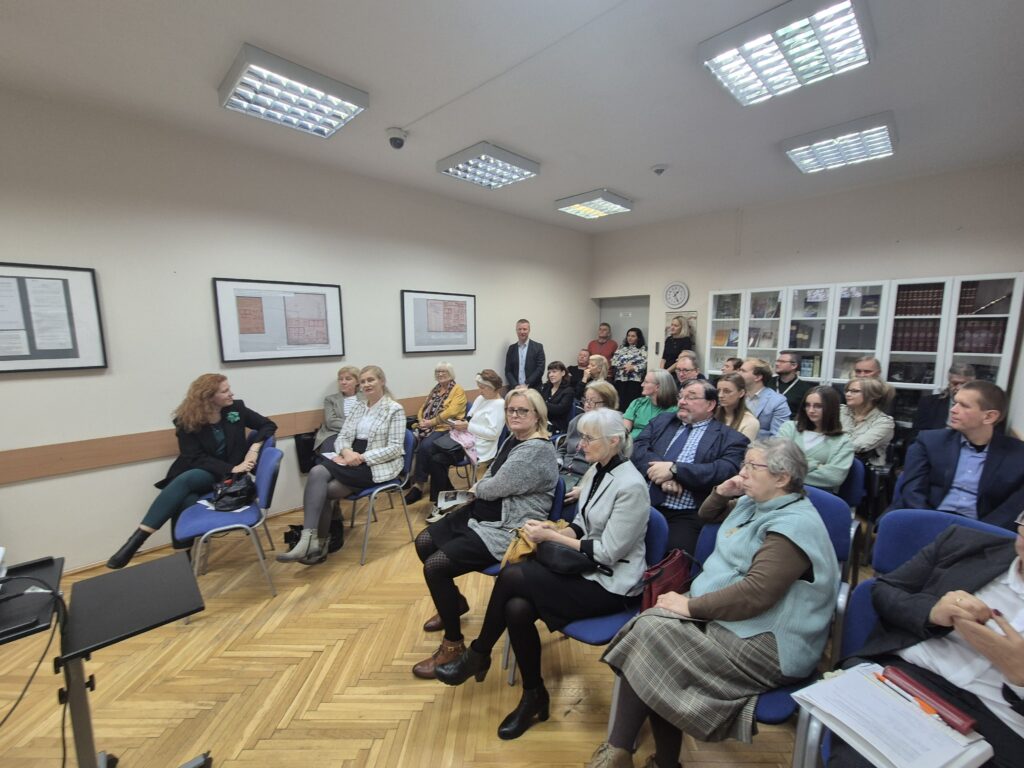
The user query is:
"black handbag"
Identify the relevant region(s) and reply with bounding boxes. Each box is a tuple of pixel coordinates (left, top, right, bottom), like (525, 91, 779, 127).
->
(211, 472, 257, 511)
(534, 540, 612, 576)
(432, 433, 466, 459)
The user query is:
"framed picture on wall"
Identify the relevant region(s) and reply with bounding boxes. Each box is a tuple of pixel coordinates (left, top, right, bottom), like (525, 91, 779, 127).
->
(213, 278, 344, 362)
(400, 290, 476, 354)
(0, 262, 107, 373)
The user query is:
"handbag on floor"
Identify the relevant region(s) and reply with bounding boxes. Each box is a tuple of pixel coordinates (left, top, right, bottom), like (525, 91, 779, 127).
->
(640, 548, 694, 611)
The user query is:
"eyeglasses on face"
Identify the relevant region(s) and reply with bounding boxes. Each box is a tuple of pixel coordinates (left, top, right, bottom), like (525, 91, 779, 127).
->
(776, 358, 796, 365)
(505, 407, 534, 417)
(583, 398, 603, 407)
(677, 367, 697, 374)
(741, 461, 770, 472)
(579, 434, 603, 445)
(846, 387, 863, 394)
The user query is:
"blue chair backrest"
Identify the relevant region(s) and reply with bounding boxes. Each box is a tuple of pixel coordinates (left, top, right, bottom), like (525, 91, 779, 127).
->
(804, 486, 852, 567)
(873, 508, 1015, 573)
(400, 430, 416, 476)
(263, 435, 277, 450)
(840, 577, 879, 658)
(836, 458, 865, 509)
(254, 447, 284, 509)
(645, 508, 669, 566)
(694, 522, 719, 565)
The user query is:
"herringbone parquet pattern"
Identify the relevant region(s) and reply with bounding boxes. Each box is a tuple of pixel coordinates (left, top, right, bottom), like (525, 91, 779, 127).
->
(0, 498, 800, 767)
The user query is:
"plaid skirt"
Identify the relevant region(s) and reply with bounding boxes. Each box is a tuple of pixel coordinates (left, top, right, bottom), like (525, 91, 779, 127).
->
(601, 608, 788, 743)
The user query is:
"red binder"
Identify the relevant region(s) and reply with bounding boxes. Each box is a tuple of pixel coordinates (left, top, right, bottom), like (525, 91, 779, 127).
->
(883, 665, 977, 735)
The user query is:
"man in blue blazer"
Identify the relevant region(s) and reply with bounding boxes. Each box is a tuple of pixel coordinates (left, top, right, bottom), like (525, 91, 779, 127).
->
(632, 379, 748, 554)
(504, 318, 545, 390)
(892, 381, 1024, 531)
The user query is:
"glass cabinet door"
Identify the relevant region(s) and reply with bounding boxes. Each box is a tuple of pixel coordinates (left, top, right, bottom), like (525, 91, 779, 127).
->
(787, 286, 832, 380)
(886, 279, 949, 424)
(950, 277, 1016, 384)
(708, 291, 743, 372)
(832, 283, 885, 381)
(746, 289, 784, 365)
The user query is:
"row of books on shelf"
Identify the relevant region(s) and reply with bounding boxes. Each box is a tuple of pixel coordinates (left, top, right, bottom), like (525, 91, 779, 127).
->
(799, 356, 822, 377)
(789, 322, 823, 349)
(894, 283, 944, 315)
(891, 319, 940, 352)
(749, 295, 781, 318)
(711, 328, 739, 347)
(747, 328, 776, 347)
(888, 361, 936, 385)
(835, 322, 877, 350)
(954, 318, 1006, 353)
(837, 294, 880, 317)
(957, 282, 1012, 315)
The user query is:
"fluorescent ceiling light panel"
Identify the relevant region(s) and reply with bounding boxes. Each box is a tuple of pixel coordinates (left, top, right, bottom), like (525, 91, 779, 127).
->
(436, 142, 539, 190)
(781, 111, 896, 173)
(556, 189, 633, 219)
(219, 44, 368, 138)
(698, 0, 871, 106)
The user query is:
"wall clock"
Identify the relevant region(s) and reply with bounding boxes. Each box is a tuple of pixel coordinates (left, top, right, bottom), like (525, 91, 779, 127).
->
(664, 281, 689, 309)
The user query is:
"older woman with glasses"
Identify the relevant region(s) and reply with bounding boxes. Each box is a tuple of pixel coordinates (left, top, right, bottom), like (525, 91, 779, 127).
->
(405, 362, 468, 505)
(778, 386, 854, 493)
(840, 376, 895, 467)
(586, 438, 839, 768)
(558, 380, 619, 499)
(436, 408, 650, 741)
(412, 388, 558, 680)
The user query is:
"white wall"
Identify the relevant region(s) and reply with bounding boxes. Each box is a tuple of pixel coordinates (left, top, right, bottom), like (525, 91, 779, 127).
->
(592, 162, 1024, 428)
(0, 88, 593, 568)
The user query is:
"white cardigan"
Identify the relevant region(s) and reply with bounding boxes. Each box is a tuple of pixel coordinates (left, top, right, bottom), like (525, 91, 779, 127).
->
(466, 395, 505, 463)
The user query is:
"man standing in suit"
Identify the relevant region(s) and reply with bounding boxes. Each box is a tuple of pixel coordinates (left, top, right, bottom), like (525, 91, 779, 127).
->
(632, 379, 748, 554)
(892, 380, 1024, 530)
(504, 318, 545, 390)
(833, 522, 1024, 767)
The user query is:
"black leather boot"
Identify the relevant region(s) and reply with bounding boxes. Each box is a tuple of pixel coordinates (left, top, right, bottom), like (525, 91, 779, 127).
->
(328, 518, 345, 553)
(106, 529, 151, 569)
(497, 684, 550, 740)
(435, 644, 491, 686)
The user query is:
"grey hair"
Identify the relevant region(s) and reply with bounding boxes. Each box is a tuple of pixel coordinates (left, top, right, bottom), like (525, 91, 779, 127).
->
(749, 437, 807, 493)
(948, 362, 976, 378)
(435, 361, 456, 378)
(578, 408, 633, 460)
(651, 369, 679, 408)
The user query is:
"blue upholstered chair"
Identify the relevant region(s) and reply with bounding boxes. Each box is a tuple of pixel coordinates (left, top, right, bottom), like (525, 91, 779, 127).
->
(174, 446, 284, 598)
(348, 430, 417, 565)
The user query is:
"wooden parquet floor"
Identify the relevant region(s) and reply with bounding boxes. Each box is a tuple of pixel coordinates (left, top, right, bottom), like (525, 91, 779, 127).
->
(0, 498, 803, 767)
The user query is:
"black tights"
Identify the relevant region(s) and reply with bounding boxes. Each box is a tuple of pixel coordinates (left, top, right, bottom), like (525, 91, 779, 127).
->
(608, 675, 682, 768)
(416, 530, 477, 642)
(470, 563, 544, 690)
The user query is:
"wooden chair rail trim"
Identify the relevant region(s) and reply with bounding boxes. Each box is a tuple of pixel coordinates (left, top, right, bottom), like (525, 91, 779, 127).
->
(0, 390, 487, 486)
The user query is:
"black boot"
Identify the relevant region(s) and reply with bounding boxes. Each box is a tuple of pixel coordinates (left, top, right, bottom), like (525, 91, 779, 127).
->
(497, 684, 550, 740)
(435, 644, 491, 686)
(107, 529, 151, 569)
(328, 517, 345, 553)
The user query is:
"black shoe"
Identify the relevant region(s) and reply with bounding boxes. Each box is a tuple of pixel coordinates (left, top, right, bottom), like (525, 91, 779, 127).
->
(106, 529, 151, 569)
(404, 487, 424, 504)
(498, 684, 550, 740)
(435, 645, 491, 686)
(328, 518, 345, 553)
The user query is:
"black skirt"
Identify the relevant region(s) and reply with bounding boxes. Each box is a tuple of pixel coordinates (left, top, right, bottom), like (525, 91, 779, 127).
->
(319, 438, 376, 490)
(427, 507, 499, 570)
(511, 559, 636, 632)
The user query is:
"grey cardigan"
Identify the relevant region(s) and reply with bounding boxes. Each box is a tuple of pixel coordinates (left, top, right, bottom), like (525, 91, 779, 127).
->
(314, 392, 359, 448)
(468, 437, 559, 560)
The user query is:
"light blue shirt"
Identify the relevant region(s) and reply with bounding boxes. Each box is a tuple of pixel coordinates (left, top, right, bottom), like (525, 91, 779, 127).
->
(517, 342, 528, 385)
(662, 417, 712, 510)
(747, 386, 791, 438)
(937, 437, 988, 518)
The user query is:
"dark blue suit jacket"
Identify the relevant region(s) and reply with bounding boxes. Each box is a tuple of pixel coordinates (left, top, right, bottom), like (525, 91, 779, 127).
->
(893, 428, 1024, 530)
(504, 339, 545, 390)
(631, 414, 748, 509)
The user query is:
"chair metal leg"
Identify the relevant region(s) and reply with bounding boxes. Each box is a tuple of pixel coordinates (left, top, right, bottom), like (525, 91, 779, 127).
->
(360, 497, 374, 565)
(261, 519, 276, 551)
(792, 706, 824, 768)
(505, 634, 517, 686)
(397, 492, 414, 541)
(246, 527, 277, 597)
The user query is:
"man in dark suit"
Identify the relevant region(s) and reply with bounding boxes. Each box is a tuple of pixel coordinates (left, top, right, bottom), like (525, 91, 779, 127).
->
(892, 380, 1024, 531)
(504, 318, 545, 390)
(833, 523, 1024, 767)
(632, 379, 748, 554)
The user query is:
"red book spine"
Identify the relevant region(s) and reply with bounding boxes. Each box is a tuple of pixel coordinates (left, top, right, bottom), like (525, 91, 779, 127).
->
(883, 666, 976, 735)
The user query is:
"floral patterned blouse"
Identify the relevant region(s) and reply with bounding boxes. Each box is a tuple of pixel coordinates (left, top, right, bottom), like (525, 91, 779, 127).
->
(611, 344, 648, 383)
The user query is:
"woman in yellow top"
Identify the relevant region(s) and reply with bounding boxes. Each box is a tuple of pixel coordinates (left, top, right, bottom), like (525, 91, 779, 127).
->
(405, 362, 467, 504)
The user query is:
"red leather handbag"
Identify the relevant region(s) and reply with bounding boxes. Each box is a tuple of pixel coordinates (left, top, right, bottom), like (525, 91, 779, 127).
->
(641, 549, 694, 611)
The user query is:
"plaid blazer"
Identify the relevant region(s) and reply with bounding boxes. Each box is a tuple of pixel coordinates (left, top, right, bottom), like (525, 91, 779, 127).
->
(336, 397, 406, 482)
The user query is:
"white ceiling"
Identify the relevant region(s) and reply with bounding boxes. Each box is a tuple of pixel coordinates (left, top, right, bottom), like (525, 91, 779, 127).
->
(2, 0, 1022, 233)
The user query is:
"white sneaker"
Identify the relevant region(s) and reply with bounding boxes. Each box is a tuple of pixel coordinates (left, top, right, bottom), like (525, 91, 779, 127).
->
(425, 506, 447, 524)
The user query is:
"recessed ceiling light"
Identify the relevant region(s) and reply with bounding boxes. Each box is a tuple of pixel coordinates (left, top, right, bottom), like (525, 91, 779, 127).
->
(219, 44, 368, 138)
(436, 142, 539, 190)
(698, 0, 872, 106)
(556, 189, 633, 219)
(781, 111, 896, 173)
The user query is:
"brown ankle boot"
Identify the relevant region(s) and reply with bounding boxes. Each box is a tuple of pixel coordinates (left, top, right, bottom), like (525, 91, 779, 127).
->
(422, 595, 470, 632)
(412, 639, 465, 679)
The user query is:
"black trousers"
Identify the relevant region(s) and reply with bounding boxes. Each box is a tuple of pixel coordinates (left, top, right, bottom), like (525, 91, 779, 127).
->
(656, 505, 701, 556)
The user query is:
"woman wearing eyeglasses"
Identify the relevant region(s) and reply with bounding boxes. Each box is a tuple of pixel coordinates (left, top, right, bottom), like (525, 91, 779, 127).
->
(557, 380, 619, 501)
(412, 388, 558, 680)
(777, 386, 854, 493)
(435, 408, 650, 741)
(840, 377, 894, 467)
(404, 362, 467, 506)
(586, 438, 839, 768)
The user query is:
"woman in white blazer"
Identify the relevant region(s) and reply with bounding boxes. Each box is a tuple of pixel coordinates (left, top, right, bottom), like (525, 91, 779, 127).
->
(279, 365, 406, 565)
(434, 408, 649, 740)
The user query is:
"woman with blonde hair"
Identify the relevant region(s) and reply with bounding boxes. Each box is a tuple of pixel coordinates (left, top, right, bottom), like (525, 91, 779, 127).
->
(576, 354, 611, 398)
(840, 376, 895, 467)
(107, 374, 276, 569)
(405, 361, 467, 504)
(278, 365, 405, 565)
(661, 315, 694, 373)
(313, 365, 361, 452)
(715, 372, 760, 442)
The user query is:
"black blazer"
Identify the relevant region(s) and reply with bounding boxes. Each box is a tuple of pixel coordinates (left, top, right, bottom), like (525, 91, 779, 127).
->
(157, 400, 277, 487)
(631, 414, 748, 509)
(541, 382, 575, 434)
(856, 527, 1016, 659)
(912, 393, 951, 432)
(504, 339, 546, 390)
(893, 428, 1024, 530)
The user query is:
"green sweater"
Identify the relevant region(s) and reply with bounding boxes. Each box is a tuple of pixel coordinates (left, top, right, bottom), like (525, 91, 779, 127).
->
(623, 396, 675, 440)
(777, 421, 854, 492)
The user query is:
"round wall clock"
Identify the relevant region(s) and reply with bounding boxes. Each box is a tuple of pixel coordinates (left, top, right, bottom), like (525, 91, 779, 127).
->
(664, 281, 690, 309)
